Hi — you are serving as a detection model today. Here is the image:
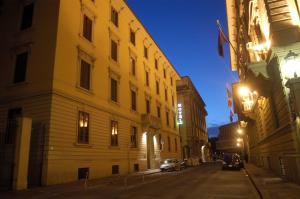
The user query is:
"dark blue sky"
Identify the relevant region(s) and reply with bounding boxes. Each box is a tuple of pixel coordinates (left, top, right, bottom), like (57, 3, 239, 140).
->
(126, 0, 238, 135)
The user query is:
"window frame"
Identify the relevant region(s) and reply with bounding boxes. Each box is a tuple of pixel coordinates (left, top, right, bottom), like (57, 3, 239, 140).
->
(131, 89, 137, 111)
(77, 111, 90, 144)
(111, 7, 119, 27)
(110, 78, 118, 102)
(130, 126, 137, 148)
(110, 120, 118, 146)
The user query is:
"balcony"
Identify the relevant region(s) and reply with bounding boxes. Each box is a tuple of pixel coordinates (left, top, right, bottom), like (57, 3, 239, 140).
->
(141, 114, 161, 130)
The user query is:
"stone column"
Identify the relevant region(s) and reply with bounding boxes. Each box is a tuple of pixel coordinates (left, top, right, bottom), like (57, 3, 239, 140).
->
(12, 117, 32, 190)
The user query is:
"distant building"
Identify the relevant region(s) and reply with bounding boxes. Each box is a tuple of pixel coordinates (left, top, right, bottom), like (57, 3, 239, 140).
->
(216, 122, 239, 153)
(176, 76, 209, 164)
(0, 0, 181, 189)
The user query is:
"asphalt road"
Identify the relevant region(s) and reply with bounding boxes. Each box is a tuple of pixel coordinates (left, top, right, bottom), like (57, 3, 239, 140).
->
(1, 163, 260, 199)
(61, 163, 260, 199)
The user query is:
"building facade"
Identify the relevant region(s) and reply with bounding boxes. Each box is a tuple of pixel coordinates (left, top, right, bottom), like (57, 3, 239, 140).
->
(176, 76, 209, 164)
(0, 0, 181, 189)
(226, 0, 300, 183)
(216, 122, 239, 153)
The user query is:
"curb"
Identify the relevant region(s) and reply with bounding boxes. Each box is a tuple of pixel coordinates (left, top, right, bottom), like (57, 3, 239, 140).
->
(244, 168, 264, 199)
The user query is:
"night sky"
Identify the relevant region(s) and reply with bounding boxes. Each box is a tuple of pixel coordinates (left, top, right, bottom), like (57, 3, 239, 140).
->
(126, 0, 238, 137)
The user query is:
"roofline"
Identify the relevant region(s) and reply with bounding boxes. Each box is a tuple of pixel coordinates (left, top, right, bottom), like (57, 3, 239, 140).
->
(123, 0, 181, 78)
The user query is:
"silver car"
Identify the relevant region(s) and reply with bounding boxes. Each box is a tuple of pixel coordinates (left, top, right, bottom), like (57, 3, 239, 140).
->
(160, 159, 181, 171)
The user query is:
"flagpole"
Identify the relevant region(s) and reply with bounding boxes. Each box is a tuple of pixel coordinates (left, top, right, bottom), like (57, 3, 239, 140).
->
(216, 20, 238, 57)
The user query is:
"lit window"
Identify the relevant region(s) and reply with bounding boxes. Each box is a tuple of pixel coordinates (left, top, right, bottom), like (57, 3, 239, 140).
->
(78, 111, 89, 144)
(111, 120, 118, 146)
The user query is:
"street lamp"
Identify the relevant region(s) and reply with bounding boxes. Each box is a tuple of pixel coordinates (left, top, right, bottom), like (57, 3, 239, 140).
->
(236, 143, 241, 147)
(237, 128, 243, 134)
(283, 50, 300, 79)
(237, 138, 242, 142)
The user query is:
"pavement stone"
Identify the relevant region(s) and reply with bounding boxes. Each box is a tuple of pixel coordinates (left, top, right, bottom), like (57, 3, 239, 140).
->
(245, 163, 300, 199)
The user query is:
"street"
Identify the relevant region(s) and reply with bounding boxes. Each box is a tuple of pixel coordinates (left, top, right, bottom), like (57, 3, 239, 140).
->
(1, 163, 260, 199)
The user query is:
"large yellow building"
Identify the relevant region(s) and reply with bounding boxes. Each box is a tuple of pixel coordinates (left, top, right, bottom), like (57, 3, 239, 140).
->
(0, 0, 181, 189)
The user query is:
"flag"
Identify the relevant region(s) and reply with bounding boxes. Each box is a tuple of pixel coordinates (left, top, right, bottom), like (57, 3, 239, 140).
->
(218, 29, 227, 57)
(230, 110, 234, 122)
(226, 87, 232, 108)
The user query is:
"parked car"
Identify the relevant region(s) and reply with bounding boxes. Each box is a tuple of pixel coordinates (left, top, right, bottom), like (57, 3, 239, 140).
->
(160, 159, 181, 171)
(222, 153, 243, 170)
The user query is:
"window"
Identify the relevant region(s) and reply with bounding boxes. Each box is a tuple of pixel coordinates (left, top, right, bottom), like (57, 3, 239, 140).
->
(5, 108, 22, 144)
(159, 134, 162, 150)
(163, 68, 166, 78)
(156, 81, 160, 95)
(130, 29, 135, 45)
(167, 136, 170, 152)
(130, 57, 136, 76)
(175, 138, 177, 152)
(165, 89, 168, 101)
(78, 111, 89, 144)
(14, 52, 28, 83)
(146, 99, 150, 114)
(134, 164, 139, 172)
(83, 15, 93, 41)
(111, 40, 118, 62)
(131, 90, 136, 111)
(111, 7, 118, 27)
(173, 115, 176, 129)
(80, 60, 91, 90)
(111, 78, 118, 102)
(78, 168, 89, 180)
(20, 3, 34, 30)
(157, 106, 161, 118)
(145, 71, 149, 86)
(172, 95, 174, 106)
(166, 111, 169, 126)
(112, 165, 119, 174)
(155, 59, 158, 70)
(170, 77, 173, 86)
(131, 126, 137, 148)
(111, 120, 118, 146)
(144, 46, 148, 59)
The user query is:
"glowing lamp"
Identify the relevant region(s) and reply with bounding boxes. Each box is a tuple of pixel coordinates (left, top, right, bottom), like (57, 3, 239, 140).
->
(237, 138, 242, 142)
(236, 143, 241, 147)
(283, 50, 300, 79)
(237, 128, 243, 134)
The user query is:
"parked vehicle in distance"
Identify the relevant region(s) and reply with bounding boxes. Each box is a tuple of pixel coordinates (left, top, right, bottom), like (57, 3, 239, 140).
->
(160, 159, 181, 171)
(222, 153, 243, 170)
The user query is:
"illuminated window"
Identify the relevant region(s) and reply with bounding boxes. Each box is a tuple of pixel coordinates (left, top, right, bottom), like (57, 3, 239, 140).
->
(20, 3, 34, 30)
(131, 126, 137, 148)
(78, 111, 89, 144)
(14, 52, 28, 83)
(83, 15, 93, 41)
(111, 7, 118, 27)
(111, 120, 118, 146)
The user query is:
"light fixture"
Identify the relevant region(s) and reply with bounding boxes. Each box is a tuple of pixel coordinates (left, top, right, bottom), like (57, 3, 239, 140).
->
(238, 86, 250, 98)
(236, 143, 241, 147)
(237, 138, 242, 142)
(283, 50, 300, 79)
(240, 121, 248, 128)
(237, 128, 243, 134)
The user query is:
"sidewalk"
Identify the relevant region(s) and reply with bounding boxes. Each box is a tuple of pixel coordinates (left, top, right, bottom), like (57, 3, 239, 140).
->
(245, 163, 300, 199)
(0, 169, 162, 199)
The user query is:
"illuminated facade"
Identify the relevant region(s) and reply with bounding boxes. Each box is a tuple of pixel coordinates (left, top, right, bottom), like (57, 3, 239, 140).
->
(176, 76, 209, 164)
(216, 122, 240, 152)
(226, 0, 300, 183)
(0, 0, 181, 189)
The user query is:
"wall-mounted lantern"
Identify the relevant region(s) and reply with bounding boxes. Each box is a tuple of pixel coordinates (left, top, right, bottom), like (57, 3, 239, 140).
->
(282, 50, 300, 79)
(238, 86, 258, 112)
